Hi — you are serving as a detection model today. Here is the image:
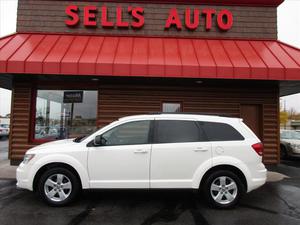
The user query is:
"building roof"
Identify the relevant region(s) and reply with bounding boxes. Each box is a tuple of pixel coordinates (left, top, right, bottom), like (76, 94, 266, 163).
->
(1, 33, 300, 80)
(47, 0, 284, 7)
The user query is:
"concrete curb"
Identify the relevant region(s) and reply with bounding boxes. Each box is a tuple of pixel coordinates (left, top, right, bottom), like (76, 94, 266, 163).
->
(267, 171, 289, 182)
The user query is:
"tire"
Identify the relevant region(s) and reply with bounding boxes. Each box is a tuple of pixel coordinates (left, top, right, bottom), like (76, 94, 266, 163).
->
(37, 167, 81, 206)
(280, 145, 288, 159)
(202, 170, 245, 209)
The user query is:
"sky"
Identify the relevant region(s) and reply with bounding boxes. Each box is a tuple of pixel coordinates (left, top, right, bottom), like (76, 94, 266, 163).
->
(0, 0, 17, 117)
(1, 0, 300, 116)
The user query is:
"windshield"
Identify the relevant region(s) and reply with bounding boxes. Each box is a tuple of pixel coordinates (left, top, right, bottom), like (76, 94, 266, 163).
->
(73, 120, 119, 143)
(281, 130, 300, 140)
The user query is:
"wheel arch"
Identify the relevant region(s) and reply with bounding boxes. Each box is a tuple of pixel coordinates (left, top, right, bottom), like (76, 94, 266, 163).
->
(280, 143, 287, 150)
(199, 165, 248, 192)
(29, 154, 90, 191)
(32, 162, 83, 192)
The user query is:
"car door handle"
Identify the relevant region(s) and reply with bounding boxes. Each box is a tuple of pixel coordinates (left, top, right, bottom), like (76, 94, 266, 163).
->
(194, 147, 209, 152)
(134, 149, 148, 154)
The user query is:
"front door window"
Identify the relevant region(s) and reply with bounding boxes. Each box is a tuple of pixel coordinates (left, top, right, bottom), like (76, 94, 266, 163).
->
(101, 121, 151, 146)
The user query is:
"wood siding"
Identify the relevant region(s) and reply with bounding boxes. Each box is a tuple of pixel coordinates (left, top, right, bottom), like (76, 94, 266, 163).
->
(17, 0, 277, 39)
(9, 78, 279, 164)
(9, 81, 36, 163)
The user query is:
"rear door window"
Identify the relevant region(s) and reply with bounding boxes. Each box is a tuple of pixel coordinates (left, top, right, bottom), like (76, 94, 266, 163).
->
(200, 122, 244, 141)
(154, 120, 207, 143)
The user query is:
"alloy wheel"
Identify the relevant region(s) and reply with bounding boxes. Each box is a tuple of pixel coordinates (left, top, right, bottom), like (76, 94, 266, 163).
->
(210, 176, 238, 205)
(44, 174, 72, 202)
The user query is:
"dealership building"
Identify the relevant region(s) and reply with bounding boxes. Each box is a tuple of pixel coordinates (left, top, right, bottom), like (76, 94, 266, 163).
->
(1, 0, 300, 164)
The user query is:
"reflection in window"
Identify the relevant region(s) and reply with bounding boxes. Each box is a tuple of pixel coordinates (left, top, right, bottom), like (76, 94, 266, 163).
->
(155, 120, 203, 143)
(102, 121, 151, 146)
(162, 103, 182, 113)
(201, 122, 244, 141)
(35, 90, 97, 141)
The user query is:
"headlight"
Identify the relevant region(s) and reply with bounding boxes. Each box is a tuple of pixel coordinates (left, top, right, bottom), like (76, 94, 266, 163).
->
(23, 154, 35, 164)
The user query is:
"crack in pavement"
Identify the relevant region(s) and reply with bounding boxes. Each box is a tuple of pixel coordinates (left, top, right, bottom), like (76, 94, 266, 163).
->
(271, 191, 300, 220)
(240, 181, 300, 220)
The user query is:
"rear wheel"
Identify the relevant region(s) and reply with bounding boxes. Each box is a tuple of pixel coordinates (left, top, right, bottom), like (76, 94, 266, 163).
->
(202, 170, 245, 209)
(37, 167, 81, 206)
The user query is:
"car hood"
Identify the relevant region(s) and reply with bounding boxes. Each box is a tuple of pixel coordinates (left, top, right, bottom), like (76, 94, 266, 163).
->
(27, 139, 75, 154)
(281, 139, 300, 145)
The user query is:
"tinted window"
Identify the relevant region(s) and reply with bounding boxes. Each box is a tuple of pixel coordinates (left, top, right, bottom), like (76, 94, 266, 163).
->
(155, 120, 206, 143)
(201, 122, 244, 141)
(101, 121, 151, 146)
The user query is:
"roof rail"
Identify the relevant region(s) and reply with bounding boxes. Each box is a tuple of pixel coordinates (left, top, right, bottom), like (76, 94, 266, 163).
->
(148, 112, 232, 117)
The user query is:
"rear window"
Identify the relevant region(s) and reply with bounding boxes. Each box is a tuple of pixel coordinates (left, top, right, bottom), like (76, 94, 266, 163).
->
(200, 122, 244, 141)
(154, 120, 207, 143)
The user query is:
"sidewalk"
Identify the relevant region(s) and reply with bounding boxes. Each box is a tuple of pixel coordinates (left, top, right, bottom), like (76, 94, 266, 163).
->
(0, 160, 17, 179)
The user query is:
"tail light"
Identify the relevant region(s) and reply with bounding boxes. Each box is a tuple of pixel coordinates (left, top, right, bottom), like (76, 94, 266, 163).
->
(252, 143, 263, 156)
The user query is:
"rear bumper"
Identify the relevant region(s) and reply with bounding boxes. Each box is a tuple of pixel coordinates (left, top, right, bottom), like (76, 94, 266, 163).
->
(247, 163, 267, 192)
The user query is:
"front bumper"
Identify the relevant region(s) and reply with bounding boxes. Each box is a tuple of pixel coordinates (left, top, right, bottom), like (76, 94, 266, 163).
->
(16, 162, 33, 191)
(286, 145, 300, 158)
(287, 147, 300, 158)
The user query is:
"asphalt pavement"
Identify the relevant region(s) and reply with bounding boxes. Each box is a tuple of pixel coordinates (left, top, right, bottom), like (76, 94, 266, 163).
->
(0, 139, 299, 225)
(0, 163, 299, 225)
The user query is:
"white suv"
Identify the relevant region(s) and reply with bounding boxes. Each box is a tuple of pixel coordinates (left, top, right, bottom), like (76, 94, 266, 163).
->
(17, 114, 267, 208)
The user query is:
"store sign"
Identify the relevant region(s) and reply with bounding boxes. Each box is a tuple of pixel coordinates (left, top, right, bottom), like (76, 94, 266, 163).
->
(65, 5, 233, 31)
(63, 91, 83, 103)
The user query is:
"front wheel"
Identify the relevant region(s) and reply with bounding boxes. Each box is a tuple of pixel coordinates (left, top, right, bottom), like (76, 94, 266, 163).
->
(37, 167, 81, 206)
(280, 145, 288, 159)
(202, 170, 245, 209)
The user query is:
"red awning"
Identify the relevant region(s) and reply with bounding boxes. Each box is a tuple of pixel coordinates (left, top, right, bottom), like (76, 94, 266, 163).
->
(1, 33, 300, 80)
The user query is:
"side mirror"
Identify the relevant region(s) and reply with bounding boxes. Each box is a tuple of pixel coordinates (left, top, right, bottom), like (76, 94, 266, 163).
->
(94, 135, 106, 146)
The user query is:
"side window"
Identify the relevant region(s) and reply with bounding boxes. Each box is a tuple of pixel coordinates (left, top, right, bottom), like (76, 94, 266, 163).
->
(201, 122, 244, 141)
(101, 121, 151, 146)
(154, 120, 206, 144)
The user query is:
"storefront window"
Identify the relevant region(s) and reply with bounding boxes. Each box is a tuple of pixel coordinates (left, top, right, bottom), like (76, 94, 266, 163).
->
(162, 102, 182, 113)
(34, 90, 97, 141)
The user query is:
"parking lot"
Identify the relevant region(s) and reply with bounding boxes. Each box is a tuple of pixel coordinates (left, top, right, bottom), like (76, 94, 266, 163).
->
(0, 138, 299, 225)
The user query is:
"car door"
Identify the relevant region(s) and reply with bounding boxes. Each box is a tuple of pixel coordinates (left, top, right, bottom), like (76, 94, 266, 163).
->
(87, 120, 152, 189)
(150, 119, 212, 188)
